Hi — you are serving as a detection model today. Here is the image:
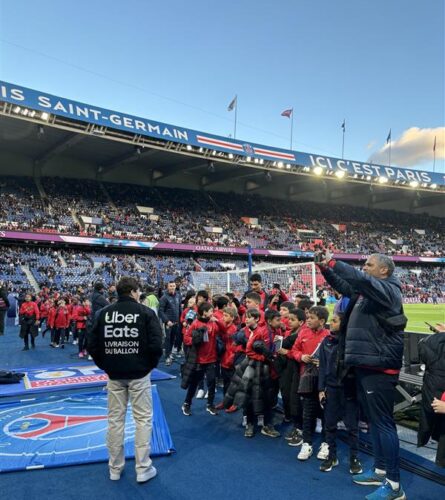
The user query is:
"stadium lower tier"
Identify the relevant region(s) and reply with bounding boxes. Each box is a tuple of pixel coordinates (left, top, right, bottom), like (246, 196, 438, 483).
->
(0, 243, 443, 303)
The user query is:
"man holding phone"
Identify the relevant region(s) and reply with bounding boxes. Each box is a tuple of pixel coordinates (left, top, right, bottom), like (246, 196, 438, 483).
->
(317, 251, 406, 500)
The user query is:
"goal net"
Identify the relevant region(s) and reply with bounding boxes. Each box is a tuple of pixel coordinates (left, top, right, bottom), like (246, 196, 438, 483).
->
(188, 262, 319, 302)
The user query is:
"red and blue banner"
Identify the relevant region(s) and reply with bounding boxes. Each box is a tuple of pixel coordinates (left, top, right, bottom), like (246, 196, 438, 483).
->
(0, 363, 175, 398)
(0, 387, 174, 472)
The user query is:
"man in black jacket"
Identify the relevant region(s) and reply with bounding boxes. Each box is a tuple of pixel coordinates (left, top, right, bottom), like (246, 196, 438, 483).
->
(0, 282, 10, 335)
(87, 277, 163, 484)
(158, 281, 182, 366)
(319, 252, 406, 500)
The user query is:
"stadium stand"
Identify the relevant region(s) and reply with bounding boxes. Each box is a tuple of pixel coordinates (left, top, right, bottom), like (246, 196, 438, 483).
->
(0, 176, 443, 256)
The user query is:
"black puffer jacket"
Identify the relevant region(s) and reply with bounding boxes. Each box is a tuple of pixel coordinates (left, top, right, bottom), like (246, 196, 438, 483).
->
(322, 261, 404, 370)
(223, 357, 275, 415)
(417, 332, 445, 467)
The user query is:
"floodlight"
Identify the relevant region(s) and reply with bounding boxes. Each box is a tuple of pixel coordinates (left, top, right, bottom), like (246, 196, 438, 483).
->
(186, 145, 192, 151)
(228, 153, 234, 159)
(335, 170, 346, 179)
(430, 183, 437, 189)
(277, 161, 284, 168)
(40, 112, 49, 121)
(13, 106, 21, 113)
(409, 180, 419, 188)
(378, 176, 388, 184)
(313, 166, 323, 176)
(246, 156, 252, 162)
(366, 175, 372, 181)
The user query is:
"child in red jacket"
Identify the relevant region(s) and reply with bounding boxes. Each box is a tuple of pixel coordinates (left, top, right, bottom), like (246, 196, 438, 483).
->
(51, 299, 70, 349)
(74, 299, 91, 358)
(288, 306, 330, 461)
(215, 306, 238, 410)
(182, 302, 223, 417)
(19, 294, 40, 351)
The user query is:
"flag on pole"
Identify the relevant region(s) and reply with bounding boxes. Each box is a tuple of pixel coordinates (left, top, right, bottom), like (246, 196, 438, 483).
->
(281, 108, 293, 118)
(341, 119, 346, 132)
(227, 96, 237, 112)
(433, 135, 436, 152)
(386, 129, 392, 144)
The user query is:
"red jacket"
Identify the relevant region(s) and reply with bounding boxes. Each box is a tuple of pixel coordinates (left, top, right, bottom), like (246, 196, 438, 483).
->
(72, 304, 91, 329)
(246, 325, 280, 362)
(19, 301, 40, 320)
(184, 318, 221, 364)
(54, 306, 70, 329)
(220, 323, 238, 369)
(39, 302, 50, 319)
(288, 325, 329, 373)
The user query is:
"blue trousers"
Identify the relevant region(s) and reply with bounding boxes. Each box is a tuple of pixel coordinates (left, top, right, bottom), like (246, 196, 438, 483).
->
(355, 368, 400, 482)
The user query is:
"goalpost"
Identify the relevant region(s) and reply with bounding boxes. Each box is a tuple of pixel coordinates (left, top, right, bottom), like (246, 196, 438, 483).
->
(188, 262, 318, 303)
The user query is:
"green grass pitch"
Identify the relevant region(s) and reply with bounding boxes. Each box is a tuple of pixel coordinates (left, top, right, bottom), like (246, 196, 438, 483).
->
(327, 303, 445, 334)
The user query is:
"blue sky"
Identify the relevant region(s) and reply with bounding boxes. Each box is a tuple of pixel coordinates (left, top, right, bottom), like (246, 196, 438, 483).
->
(0, 0, 444, 172)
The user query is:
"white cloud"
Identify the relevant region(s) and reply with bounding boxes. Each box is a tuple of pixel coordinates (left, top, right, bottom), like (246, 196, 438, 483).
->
(368, 127, 445, 167)
(366, 140, 376, 150)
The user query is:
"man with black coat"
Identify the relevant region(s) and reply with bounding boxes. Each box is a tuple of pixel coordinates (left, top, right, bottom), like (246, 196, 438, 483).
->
(0, 282, 10, 335)
(87, 277, 163, 484)
(158, 281, 182, 366)
(318, 252, 406, 500)
(417, 322, 445, 467)
(90, 281, 109, 318)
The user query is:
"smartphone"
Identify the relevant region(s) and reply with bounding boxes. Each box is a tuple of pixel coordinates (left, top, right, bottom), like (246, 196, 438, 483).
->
(425, 322, 439, 334)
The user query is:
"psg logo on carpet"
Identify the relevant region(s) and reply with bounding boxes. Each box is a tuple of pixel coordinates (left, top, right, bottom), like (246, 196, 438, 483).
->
(0, 395, 135, 466)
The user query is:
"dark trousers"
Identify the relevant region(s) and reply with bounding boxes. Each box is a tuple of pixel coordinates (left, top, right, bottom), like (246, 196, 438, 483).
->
(302, 392, 325, 444)
(54, 328, 66, 346)
(164, 324, 181, 357)
(245, 403, 272, 426)
(221, 367, 234, 395)
(185, 363, 216, 406)
(356, 368, 400, 482)
(77, 329, 86, 352)
(0, 310, 5, 335)
(324, 385, 359, 459)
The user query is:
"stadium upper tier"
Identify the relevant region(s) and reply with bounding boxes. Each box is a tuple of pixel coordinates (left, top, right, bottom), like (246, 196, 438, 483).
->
(0, 176, 443, 257)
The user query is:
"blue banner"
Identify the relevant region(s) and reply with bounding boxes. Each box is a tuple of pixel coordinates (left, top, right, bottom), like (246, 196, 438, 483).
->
(1, 81, 443, 186)
(0, 388, 174, 472)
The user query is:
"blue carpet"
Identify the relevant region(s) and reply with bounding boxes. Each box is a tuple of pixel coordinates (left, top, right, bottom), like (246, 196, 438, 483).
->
(0, 325, 443, 499)
(0, 386, 174, 472)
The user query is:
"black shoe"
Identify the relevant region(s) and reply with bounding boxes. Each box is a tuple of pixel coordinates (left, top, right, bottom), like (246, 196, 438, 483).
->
(22, 346, 29, 351)
(261, 425, 280, 438)
(60, 344, 65, 349)
(181, 403, 192, 416)
(320, 456, 339, 472)
(244, 424, 254, 438)
(206, 405, 218, 416)
(288, 432, 303, 447)
(349, 457, 363, 474)
(285, 427, 300, 441)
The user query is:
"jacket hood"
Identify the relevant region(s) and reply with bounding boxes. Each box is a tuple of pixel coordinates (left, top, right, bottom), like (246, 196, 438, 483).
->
(385, 273, 402, 290)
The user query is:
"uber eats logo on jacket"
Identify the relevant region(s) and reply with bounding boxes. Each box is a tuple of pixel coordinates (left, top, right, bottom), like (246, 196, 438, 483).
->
(104, 311, 140, 355)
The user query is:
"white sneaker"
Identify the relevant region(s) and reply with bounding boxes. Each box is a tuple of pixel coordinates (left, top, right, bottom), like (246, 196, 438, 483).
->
(242, 416, 248, 427)
(196, 389, 205, 399)
(72, 339, 78, 345)
(88, 355, 93, 360)
(204, 391, 209, 398)
(317, 442, 330, 460)
(298, 443, 313, 461)
(109, 472, 121, 481)
(136, 465, 157, 484)
(315, 418, 323, 433)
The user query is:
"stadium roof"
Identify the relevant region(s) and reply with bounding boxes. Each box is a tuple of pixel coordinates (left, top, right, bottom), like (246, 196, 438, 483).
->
(0, 81, 444, 217)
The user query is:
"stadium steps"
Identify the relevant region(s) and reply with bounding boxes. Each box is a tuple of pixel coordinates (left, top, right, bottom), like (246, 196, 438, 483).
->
(58, 255, 68, 268)
(99, 182, 117, 210)
(34, 177, 47, 201)
(21, 265, 40, 292)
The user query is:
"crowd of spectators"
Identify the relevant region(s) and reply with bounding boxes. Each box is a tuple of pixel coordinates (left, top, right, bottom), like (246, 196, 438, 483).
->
(0, 243, 443, 304)
(0, 176, 443, 256)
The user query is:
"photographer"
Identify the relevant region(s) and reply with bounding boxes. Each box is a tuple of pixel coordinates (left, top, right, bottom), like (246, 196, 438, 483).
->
(418, 322, 445, 467)
(317, 250, 406, 500)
